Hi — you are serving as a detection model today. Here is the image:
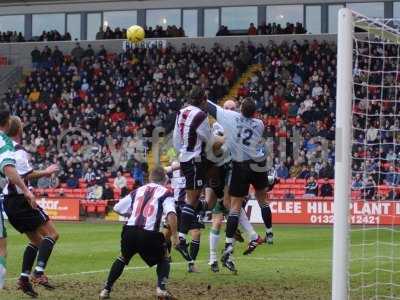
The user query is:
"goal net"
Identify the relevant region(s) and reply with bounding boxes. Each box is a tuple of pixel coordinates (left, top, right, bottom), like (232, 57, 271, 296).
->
(333, 8, 400, 300)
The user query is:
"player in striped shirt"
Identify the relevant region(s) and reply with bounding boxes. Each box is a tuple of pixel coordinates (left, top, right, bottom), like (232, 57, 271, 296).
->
(0, 103, 35, 289)
(4, 116, 60, 297)
(100, 167, 178, 300)
(172, 87, 223, 261)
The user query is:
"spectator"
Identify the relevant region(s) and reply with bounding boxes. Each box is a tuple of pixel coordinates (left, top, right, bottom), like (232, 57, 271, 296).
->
(31, 47, 41, 68)
(276, 161, 289, 179)
(71, 42, 84, 63)
(386, 189, 400, 201)
(83, 167, 96, 183)
(304, 176, 318, 197)
(352, 174, 364, 190)
(114, 171, 128, 197)
(283, 189, 295, 200)
(248, 23, 257, 35)
(87, 180, 104, 201)
(102, 182, 115, 200)
(362, 177, 376, 200)
(298, 165, 311, 179)
(96, 27, 104, 40)
(131, 162, 144, 187)
(384, 165, 399, 186)
(319, 178, 333, 197)
(66, 174, 79, 189)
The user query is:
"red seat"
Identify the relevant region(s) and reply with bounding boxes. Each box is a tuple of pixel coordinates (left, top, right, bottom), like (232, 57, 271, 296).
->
(86, 202, 96, 214)
(284, 178, 296, 184)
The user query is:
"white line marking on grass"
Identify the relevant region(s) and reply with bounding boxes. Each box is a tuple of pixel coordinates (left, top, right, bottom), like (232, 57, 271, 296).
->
(7, 256, 331, 281)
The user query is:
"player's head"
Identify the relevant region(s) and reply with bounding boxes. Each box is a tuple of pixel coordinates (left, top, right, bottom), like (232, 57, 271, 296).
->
(150, 166, 166, 184)
(240, 98, 256, 118)
(6, 116, 23, 140)
(223, 99, 237, 111)
(189, 87, 207, 109)
(171, 160, 180, 171)
(0, 102, 11, 130)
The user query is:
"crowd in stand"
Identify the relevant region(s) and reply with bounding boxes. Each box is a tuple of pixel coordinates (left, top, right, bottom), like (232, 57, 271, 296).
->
(4, 36, 399, 201)
(0, 31, 25, 43)
(96, 25, 185, 40)
(1, 21, 306, 44)
(0, 30, 72, 43)
(217, 22, 306, 36)
(4, 41, 244, 196)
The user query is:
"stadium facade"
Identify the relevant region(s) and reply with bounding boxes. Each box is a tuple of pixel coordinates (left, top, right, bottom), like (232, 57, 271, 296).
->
(0, 0, 398, 41)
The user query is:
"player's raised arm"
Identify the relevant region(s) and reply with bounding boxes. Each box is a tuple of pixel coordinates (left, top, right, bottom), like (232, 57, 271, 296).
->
(26, 164, 59, 180)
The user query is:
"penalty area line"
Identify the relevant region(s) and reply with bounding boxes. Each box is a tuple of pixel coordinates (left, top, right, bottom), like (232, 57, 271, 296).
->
(8, 256, 331, 280)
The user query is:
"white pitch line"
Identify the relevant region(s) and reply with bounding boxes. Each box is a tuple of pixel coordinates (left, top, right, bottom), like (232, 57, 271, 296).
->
(7, 256, 331, 281)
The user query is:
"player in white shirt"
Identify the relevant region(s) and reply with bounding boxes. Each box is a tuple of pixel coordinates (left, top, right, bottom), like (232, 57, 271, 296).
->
(100, 167, 178, 300)
(206, 100, 265, 273)
(207, 98, 273, 272)
(172, 87, 223, 261)
(0, 105, 36, 290)
(3, 116, 59, 297)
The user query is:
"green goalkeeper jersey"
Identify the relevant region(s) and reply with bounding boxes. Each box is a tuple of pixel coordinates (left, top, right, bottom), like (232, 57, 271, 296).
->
(0, 131, 16, 176)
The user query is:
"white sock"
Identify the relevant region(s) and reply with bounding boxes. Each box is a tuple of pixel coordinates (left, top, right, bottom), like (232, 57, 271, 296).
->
(0, 264, 6, 289)
(209, 229, 220, 263)
(178, 232, 186, 239)
(239, 208, 258, 241)
(266, 228, 273, 234)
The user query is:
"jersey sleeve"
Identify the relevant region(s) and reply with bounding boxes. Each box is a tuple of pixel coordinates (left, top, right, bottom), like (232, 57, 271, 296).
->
(162, 196, 176, 216)
(196, 114, 212, 143)
(172, 113, 182, 152)
(16, 150, 33, 176)
(0, 135, 16, 175)
(113, 193, 134, 217)
(207, 100, 238, 132)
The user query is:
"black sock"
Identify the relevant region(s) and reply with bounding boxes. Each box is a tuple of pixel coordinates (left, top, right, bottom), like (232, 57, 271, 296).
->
(156, 257, 170, 291)
(105, 257, 126, 291)
(260, 203, 272, 229)
(190, 240, 200, 261)
(179, 204, 196, 235)
(21, 243, 38, 277)
(166, 240, 172, 254)
(226, 211, 240, 239)
(35, 236, 56, 273)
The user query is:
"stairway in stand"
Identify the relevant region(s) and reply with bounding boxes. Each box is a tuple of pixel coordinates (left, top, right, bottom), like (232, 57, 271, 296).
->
(219, 64, 262, 105)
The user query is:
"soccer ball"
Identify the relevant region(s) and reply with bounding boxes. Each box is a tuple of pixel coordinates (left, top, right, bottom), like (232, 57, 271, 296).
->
(126, 25, 145, 43)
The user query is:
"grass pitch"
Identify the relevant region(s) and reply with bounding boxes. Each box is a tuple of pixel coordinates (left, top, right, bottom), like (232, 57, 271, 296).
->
(2, 222, 334, 299)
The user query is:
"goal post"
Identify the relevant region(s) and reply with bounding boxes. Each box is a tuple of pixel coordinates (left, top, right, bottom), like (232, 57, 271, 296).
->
(332, 7, 354, 300)
(333, 8, 400, 300)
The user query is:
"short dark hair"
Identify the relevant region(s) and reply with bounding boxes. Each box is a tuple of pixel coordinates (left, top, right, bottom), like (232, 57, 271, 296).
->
(150, 166, 166, 184)
(0, 102, 10, 127)
(189, 87, 206, 107)
(241, 98, 256, 118)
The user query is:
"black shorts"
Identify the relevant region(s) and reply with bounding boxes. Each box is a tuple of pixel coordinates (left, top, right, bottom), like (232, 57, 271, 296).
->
(3, 194, 49, 234)
(180, 157, 207, 190)
(120, 226, 167, 267)
(207, 163, 231, 199)
(229, 160, 268, 198)
(176, 202, 205, 230)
